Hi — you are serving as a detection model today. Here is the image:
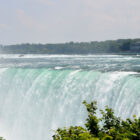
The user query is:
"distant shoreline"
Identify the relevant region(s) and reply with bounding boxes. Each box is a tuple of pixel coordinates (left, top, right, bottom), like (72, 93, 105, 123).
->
(1, 38, 140, 54)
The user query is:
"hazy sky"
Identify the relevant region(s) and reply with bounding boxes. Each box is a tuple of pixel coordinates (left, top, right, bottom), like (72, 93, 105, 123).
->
(0, 0, 140, 45)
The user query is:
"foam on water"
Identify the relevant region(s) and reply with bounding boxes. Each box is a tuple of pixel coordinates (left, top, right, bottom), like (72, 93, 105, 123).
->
(0, 55, 140, 139)
(0, 68, 140, 140)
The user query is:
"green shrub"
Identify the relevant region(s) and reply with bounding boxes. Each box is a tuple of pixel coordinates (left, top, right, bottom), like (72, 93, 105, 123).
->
(53, 100, 140, 140)
(0, 137, 5, 140)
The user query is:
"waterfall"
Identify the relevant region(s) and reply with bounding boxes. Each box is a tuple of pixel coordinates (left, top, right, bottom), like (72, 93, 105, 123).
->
(0, 68, 140, 140)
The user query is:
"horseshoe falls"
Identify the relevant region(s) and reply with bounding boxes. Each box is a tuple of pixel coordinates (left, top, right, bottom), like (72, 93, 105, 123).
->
(0, 55, 140, 140)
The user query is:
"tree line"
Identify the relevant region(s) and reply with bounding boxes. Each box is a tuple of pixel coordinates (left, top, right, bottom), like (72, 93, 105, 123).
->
(0, 38, 140, 54)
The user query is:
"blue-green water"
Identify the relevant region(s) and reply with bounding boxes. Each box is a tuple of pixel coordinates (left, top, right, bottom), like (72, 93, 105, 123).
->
(0, 55, 140, 140)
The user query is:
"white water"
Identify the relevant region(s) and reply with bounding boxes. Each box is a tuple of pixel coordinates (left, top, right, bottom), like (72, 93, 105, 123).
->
(0, 55, 140, 140)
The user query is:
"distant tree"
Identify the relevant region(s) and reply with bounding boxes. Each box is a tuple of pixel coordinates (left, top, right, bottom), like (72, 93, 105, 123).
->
(1, 39, 140, 54)
(119, 40, 131, 51)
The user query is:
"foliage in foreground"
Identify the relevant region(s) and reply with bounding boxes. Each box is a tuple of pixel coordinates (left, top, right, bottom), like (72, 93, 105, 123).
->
(0, 137, 5, 140)
(53, 101, 140, 140)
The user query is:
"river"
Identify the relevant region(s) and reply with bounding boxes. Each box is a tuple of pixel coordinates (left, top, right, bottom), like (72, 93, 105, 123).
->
(0, 54, 140, 140)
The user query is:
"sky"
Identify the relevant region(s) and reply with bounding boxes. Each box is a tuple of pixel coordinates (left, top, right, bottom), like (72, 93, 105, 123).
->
(0, 0, 140, 45)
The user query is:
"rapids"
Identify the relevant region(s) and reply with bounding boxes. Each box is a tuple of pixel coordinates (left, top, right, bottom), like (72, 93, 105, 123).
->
(0, 55, 140, 140)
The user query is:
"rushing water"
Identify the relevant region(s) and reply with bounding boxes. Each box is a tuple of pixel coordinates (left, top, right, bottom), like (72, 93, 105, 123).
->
(0, 54, 140, 140)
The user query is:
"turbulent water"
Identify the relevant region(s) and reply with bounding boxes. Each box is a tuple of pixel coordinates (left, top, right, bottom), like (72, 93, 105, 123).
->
(0, 54, 140, 140)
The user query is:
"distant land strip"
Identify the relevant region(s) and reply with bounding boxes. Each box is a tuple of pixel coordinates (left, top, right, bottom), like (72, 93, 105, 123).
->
(0, 38, 140, 54)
